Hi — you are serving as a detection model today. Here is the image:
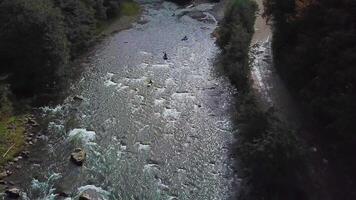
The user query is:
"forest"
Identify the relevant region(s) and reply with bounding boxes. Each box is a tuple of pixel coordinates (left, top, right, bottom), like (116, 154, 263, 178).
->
(264, 0, 356, 189)
(0, 0, 137, 96)
(217, 0, 307, 199)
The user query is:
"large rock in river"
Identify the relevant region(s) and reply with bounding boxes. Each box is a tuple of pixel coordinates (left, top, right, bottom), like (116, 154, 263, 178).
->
(70, 148, 86, 166)
(5, 187, 21, 199)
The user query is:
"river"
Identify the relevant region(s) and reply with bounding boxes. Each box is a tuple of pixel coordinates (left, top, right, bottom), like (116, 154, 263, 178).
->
(4, 1, 238, 200)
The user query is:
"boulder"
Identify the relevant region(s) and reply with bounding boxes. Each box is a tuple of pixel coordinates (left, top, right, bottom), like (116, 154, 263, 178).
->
(73, 95, 84, 101)
(27, 118, 39, 127)
(5, 187, 21, 199)
(79, 193, 91, 200)
(79, 189, 105, 200)
(70, 148, 86, 166)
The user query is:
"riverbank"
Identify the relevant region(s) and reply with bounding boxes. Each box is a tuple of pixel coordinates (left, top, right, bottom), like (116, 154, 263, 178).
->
(216, 0, 309, 199)
(0, 1, 142, 196)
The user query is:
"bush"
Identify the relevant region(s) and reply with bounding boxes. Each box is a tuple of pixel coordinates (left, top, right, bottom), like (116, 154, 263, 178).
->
(216, 0, 257, 91)
(237, 101, 306, 199)
(55, 0, 97, 57)
(0, 0, 137, 97)
(264, 0, 356, 181)
(0, 0, 69, 95)
(217, 0, 307, 199)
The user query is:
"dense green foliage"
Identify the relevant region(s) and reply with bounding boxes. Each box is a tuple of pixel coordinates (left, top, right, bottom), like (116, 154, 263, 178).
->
(0, 0, 134, 96)
(0, 0, 69, 95)
(217, 0, 307, 199)
(264, 0, 356, 181)
(217, 0, 256, 91)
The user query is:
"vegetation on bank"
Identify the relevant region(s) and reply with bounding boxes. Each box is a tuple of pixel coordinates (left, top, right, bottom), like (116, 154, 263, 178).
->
(216, 0, 307, 199)
(264, 0, 356, 188)
(0, 0, 140, 96)
(0, 0, 140, 168)
(0, 85, 26, 167)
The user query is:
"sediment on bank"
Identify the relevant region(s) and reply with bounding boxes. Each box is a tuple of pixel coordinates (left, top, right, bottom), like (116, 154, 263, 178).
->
(216, 0, 308, 199)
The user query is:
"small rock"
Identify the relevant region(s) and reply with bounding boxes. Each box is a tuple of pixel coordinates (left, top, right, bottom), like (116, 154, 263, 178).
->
(5, 187, 21, 199)
(20, 151, 30, 158)
(28, 141, 33, 145)
(73, 95, 84, 101)
(13, 158, 19, 162)
(27, 118, 39, 127)
(0, 171, 8, 179)
(322, 158, 329, 164)
(70, 148, 86, 166)
(311, 147, 317, 152)
(32, 163, 40, 168)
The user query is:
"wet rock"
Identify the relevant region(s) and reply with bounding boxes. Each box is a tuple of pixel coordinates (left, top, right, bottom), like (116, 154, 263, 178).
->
(70, 148, 86, 166)
(79, 189, 104, 200)
(20, 151, 30, 158)
(5, 187, 21, 199)
(56, 190, 70, 198)
(79, 193, 91, 200)
(0, 171, 8, 179)
(73, 95, 84, 101)
(27, 118, 39, 127)
(322, 158, 329, 164)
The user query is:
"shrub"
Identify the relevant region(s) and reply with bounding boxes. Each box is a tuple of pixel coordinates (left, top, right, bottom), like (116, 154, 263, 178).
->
(55, 0, 97, 57)
(216, 0, 257, 91)
(0, 0, 69, 95)
(217, 0, 307, 199)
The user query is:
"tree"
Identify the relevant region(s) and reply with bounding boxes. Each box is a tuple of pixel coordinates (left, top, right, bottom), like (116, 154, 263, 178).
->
(0, 0, 69, 95)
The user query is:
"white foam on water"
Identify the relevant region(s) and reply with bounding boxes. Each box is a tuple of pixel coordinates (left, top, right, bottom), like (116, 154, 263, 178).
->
(152, 64, 169, 68)
(115, 83, 129, 92)
(135, 142, 151, 152)
(29, 173, 62, 200)
(40, 105, 63, 114)
(165, 78, 176, 87)
(163, 108, 180, 120)
(104, 80, 118, 87)
(154, 98, 166, 106)
(104, 72, 119, 87)
(202, 12, 218, 25)
(123, 76, 148, 84)
(171, 92, 196, 101)
(48, 122, 65, 134)
(68, 128, 96, 144)
(143, 164, 159, 172)
(155, 88, 165, 97)
(139, 51, 152, 56)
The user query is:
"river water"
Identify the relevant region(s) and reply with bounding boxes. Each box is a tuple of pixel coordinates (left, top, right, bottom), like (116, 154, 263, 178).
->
(4, 1, 239, 200)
